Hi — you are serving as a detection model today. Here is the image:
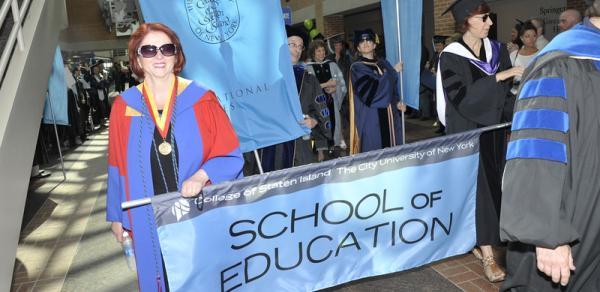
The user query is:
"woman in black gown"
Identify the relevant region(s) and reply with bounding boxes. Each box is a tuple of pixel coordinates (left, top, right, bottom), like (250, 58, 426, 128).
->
(437, 0, 524, 283)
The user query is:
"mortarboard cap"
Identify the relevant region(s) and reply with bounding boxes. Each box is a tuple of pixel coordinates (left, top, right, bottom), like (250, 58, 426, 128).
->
(286, 25, 308, 46)
(433, 35, 449, 44)
(442, 0, 486, 24)
(327, 33, 344, 44)
(353, 29, 376, 47)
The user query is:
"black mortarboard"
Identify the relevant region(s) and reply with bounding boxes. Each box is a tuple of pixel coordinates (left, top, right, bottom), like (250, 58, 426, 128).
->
(328, 33, 344, 44)
(90, 60, 104, 69)
(285, 25, 308, 46)
(433, 35, 449, 44)
(442, 0, 486, 24)
(353, 29, 375, 47)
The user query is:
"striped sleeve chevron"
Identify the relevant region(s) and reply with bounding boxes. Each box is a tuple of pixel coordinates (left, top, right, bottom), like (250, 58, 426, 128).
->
(507, 77, 569, 163)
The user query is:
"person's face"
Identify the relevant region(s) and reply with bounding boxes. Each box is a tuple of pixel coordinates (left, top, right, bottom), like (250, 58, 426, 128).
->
(93, 66, 100, 74)
(357, 39, 376, 55)
(559, 11, 578, 31)
(334, 42, 343, 54)
(314, 46, 326, 62)
(288, 36, 304, 64)
(510, 28, 518, 41)
(520, 29, 537, 48)
(467, 13, 493, 39)
(434, 42, 444, 53)
(136, 31, 176, 80)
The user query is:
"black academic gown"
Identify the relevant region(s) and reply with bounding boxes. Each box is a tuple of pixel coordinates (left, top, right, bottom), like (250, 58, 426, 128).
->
(500, 23, 600, 292)
(439, 39, 513, 246)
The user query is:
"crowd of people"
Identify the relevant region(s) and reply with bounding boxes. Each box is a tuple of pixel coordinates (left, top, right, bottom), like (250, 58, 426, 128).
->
(101, 0, 600, 290)
(31, 60, 140, 178)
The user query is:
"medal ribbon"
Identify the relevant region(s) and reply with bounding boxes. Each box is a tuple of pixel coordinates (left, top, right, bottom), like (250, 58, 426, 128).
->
(141, 76, 178, 139)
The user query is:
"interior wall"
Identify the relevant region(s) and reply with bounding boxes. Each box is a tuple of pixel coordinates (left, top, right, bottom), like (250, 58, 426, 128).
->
(488, 0, 567, 43)
(0, 0, 68, 289)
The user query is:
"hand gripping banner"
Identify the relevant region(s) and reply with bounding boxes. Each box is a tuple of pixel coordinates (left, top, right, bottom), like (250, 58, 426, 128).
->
(150, 130, 482, 291)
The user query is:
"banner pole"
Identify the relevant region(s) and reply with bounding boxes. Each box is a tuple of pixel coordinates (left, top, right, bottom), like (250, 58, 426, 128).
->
(253, 149, 264, 174)
(395, 0, 406, 145)
(47, 93, 67, 181)
(122, 197, 152, 210)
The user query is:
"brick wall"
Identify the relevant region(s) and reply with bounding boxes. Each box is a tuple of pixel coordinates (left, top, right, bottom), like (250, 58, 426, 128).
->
(280, 0, 314, 11)
(323, 14, 345, 37)
(434, 0, 456, 35)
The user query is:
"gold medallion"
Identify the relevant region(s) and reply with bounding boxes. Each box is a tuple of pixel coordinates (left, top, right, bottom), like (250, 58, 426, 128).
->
(158, 141, 172, 155)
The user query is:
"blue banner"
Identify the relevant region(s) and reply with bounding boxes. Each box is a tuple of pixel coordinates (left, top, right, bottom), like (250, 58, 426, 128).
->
(152, 131, 480, 291)
(43, 46, 69, 125)
(381, 0, 422, 110)
(139, 0, 307, 152)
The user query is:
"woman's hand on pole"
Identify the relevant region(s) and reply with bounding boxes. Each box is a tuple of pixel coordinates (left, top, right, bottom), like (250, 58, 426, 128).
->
(394, 61, 403, 72)
(397, 102, 407, 112)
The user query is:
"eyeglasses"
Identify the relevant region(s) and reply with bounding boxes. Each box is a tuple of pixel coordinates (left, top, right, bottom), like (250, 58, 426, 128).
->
(137, 43, 177, 58)
(473, 13, 491, 23)
(288, 43, 305, 51)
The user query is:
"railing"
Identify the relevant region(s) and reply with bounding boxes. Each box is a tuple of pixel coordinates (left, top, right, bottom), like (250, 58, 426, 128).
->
(0, 0, 32, 85)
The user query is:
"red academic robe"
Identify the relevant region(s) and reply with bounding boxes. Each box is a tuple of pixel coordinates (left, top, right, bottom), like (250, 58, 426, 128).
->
(106, 77, 243, 291)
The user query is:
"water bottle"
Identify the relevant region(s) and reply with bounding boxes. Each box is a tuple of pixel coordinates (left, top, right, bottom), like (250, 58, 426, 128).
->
(122, 231, 136, 271)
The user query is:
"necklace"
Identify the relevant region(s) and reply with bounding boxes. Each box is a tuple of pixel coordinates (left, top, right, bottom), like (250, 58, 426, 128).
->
(139, 79, 180, 191)
(142, 77, 178, 155)
(158, 140, 172, 155)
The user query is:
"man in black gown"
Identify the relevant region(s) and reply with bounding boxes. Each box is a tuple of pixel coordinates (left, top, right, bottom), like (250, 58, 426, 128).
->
(500, 1, 600, 291)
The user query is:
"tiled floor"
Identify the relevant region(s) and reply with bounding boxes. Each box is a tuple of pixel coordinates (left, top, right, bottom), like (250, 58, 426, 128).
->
(430, 254, 503, 291)
(12, 120, 508, 291)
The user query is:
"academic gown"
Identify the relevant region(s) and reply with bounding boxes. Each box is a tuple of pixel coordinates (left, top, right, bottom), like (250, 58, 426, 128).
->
(500, 23, 600, 292)
(438, 38, 513, 246)
(305, 60, 347, 149)
(258, 65, 329, 172)
(106, 77, 244, 291)
(349, 57, 404, 154)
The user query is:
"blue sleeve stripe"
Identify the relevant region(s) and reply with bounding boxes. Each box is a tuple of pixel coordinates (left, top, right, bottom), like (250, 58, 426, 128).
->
(518, 77, 566, 100)
(507, 138, 567, 163)
(511, 109, 569, 133)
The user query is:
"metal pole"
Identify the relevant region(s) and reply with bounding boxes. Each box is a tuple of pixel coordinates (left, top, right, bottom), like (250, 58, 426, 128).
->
(122, 197, 152, 210)
(395, 0, 406, 145)
(253, 149, 264, 174)
(47, 93, 67, 181)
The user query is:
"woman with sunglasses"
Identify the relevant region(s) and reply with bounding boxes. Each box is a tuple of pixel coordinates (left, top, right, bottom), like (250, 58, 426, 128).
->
(349, 29, 406, 154)
(437, 0, 524, 283)
(105, 23, 243, 291)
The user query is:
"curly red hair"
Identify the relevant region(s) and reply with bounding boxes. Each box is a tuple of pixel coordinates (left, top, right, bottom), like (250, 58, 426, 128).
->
(128, 23, 186, 78)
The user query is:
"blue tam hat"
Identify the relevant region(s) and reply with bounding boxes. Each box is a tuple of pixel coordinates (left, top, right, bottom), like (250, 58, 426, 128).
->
(353, 29, 375, 48)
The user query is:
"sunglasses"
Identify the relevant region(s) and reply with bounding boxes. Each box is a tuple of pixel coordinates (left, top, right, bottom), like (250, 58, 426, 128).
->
(137, 43, 177, 58)
(474, 13, 491, 23)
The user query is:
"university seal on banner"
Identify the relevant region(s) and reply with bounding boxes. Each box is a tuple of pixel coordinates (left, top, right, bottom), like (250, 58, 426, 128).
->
(185, 0, 240, 44)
